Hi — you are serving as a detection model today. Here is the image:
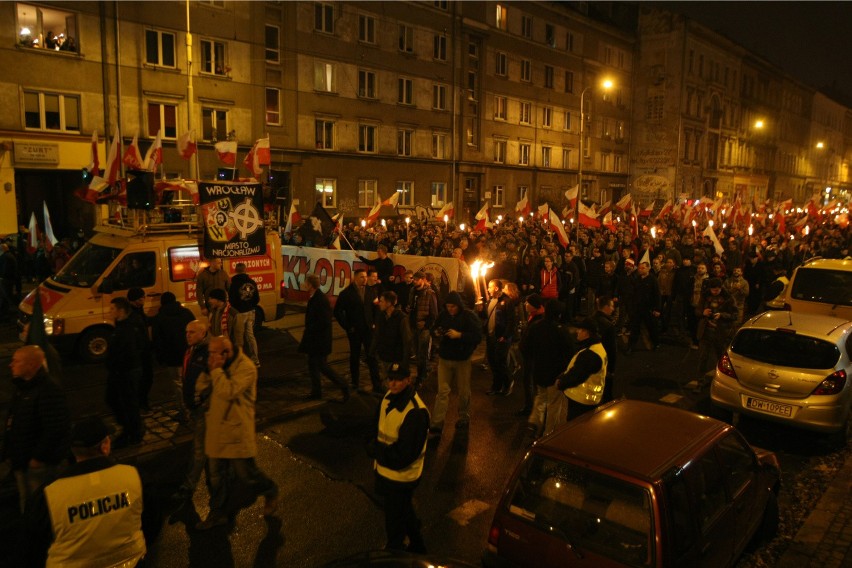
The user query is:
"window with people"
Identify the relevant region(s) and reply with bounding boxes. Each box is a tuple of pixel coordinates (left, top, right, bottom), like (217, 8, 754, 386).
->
(17, 3, 78, 52)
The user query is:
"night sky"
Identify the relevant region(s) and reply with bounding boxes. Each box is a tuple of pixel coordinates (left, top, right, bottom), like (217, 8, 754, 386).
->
(657, 2, 852, 101)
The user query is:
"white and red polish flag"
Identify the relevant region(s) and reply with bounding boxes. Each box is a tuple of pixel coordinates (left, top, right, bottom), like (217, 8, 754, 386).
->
(177, 130, 197, 160)
(215, 140, 238, 166)
(122, 133, 144, 170)
(143, 130, 163, 171)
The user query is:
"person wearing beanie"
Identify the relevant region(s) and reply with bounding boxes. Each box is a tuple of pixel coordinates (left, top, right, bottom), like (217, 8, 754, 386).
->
(694, 277, 737, 391)
(553, 316, 608, 428)
(427, 291, 482, 439)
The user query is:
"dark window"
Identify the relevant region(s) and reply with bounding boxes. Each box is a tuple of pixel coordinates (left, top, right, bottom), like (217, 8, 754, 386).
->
(731, 329, 840, 369)
(108, 252, 157, 290)
(790, 268, 852, 307)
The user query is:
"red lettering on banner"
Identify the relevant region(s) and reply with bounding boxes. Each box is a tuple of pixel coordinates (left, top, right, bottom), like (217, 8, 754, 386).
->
(227, 257, 272, 271)
(314, 258, 333, 293)
(282, 255, 308, 291)
(250, 273, 275, 292)
(332, 260, 352, 296)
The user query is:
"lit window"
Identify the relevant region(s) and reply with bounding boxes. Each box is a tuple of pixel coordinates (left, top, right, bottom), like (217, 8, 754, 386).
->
(315, 119, 334, 149)
(201, 108, 228, 142)
(431, 182, 446, 207)
(358, 179, 377, 207)
(315, 178, 336, 207)
(147, 102, 177, 139)
(23, 90, 80, 132)
(314, 62, 335, 92)
(200, 39, 227, 76)
(397, 181, 414, 206)
(495, 4, 507, 30)
(17, 3, 79, 53)
(146, 29, 175, 67)
(265, 88, 281, 125)
(265, 25, 280, 63)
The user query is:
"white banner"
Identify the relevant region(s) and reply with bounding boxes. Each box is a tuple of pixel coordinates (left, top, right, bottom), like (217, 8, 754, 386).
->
(282, 246, 464, 304)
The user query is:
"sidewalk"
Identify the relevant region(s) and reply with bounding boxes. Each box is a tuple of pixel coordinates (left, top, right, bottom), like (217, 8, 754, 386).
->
(777, 450, 852, 568)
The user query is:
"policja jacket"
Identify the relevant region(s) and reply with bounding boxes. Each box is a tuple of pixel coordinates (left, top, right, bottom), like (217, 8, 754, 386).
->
(196, 348, 258, 459)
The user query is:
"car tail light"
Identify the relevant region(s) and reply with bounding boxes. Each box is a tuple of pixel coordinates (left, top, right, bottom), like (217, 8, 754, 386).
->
(280, 280, 287, 299)
(487, 524, 502, 547)
(812, 369, 846, 395)
(717, 354, 737, 379)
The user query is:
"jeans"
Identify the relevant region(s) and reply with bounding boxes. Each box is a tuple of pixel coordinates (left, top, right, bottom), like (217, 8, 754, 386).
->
(430, 358, 472, 428)
(413, 328, 432, 382)
(234, 310, 260, 365)
(207, 457, 278, 516)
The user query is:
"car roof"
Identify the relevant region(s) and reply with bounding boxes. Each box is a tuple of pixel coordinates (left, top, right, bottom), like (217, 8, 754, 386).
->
(743, 310, 852, 340)
(799, 258, 852, 271)
(533, 400, 728, 481)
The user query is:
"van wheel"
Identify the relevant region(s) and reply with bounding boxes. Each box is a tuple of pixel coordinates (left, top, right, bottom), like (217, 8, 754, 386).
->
(77, 328, 111, 363)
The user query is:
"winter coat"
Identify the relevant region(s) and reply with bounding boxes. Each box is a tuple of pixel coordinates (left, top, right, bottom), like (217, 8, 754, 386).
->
(106, 318, 142, 377)
(431, 294, 482, 361)
(197, 349, 258, 459)
(334, 283, 375, 335)
(300, 290, 335, 356)
(520, 316, 574, 387)
(228, 273, 260, 314)
(195, 267, 230, 311)
(2, 369, 70, 469)
(371, 307, 412, 364)
(151, 302, 195, 367)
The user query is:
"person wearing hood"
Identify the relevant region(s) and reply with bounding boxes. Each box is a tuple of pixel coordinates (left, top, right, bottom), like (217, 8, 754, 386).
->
(555, 317, 608, 423)
(427, 291, 482, 439)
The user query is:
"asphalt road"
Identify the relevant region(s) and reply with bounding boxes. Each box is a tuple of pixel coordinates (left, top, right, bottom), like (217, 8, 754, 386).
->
(0, 313, 848, 567)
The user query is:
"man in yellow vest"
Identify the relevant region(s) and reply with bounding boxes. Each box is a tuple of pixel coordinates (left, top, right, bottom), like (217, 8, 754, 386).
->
(367, 364, 430, 553)
(23, 416, 146, 567)
(556, 317, 608, 422)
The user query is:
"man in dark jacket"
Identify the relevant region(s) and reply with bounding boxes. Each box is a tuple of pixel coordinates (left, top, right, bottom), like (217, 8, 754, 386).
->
(479, 279, 516, 395)
(371, 291, 411, 393)
(626, 261, 661, 354)
(151, 291, 195, 422)
(358, 244, 394, 289)
(302, 275, 349, 401)
(521, 299, 574, 436)
(228, 262, 261, 367)
(408, 271, 439, 388)
(334, 269, 380, 391)
(593, 295, 618, 403)
(427, 291, 482, 437)
(168, 319, 213, 520)
(2, 345, 70, 512)
(127, 287, 154, 412)
(695, 278, 738, 390)
(515, 293, 545, 416)
(106, 297, 145, 448)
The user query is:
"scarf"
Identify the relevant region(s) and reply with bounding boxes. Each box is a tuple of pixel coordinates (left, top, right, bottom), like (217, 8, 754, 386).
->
(220, 302, 231, 337)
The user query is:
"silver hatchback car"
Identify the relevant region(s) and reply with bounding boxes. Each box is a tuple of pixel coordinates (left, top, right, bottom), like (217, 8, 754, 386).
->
(711, 311, 852, 443)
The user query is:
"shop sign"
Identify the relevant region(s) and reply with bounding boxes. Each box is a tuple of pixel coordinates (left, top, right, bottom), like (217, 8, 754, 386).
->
(14, 142, 60, 165)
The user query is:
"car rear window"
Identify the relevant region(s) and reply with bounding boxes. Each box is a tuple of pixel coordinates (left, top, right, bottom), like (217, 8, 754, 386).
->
(790, 268, 852, 307)
(507, 454, 653, 567)
(731, 328, 840, 369)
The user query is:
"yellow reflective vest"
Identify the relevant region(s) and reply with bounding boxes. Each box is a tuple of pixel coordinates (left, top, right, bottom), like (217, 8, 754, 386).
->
(375, 392, 428, 483)
(765, 276, 789, 309)
(43, 463, 145, 568)
(562, 342, 608, 406)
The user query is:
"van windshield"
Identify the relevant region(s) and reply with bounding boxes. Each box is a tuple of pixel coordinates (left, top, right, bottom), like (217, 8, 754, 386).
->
(508, 454, 653, 567)
(790, 268, 852, 307)
(52, 242, 122, 288)
(731, 328, 840, 369)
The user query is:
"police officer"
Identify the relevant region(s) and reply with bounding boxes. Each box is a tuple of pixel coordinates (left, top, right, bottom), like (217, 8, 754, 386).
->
(367, 364, 430, 553)
(556, 317, 608, 422)
(23, 417, 146, 567)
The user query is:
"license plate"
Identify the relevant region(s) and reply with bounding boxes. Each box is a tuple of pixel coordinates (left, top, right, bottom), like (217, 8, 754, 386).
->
(745, 397, 794, 417)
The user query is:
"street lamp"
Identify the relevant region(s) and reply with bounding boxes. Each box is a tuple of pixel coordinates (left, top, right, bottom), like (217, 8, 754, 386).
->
(576, 78, 614, 242)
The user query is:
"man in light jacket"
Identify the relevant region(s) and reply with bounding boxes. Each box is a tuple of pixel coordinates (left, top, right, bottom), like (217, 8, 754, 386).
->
(195, 336, 279, 530)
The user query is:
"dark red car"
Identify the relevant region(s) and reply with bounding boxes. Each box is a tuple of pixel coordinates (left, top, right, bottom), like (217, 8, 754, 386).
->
(483, 399, 780, 567)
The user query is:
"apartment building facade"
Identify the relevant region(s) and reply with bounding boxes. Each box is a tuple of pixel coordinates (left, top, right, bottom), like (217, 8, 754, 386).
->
(0, 1, 847, 240)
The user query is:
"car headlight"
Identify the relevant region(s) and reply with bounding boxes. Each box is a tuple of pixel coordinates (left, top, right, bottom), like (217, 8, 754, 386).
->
(43, 317, 64, 336)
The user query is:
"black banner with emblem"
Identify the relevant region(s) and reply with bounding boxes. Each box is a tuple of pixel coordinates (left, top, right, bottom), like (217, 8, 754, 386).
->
(199, 181, 265, 258)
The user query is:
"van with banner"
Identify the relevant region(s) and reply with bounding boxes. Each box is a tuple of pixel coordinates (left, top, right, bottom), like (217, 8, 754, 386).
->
(18, 180, 285, 362)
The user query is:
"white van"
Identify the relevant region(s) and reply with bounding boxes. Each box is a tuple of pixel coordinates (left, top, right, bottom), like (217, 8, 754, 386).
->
(783, 257, 852, 319)
(18, 210, 285, 362)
